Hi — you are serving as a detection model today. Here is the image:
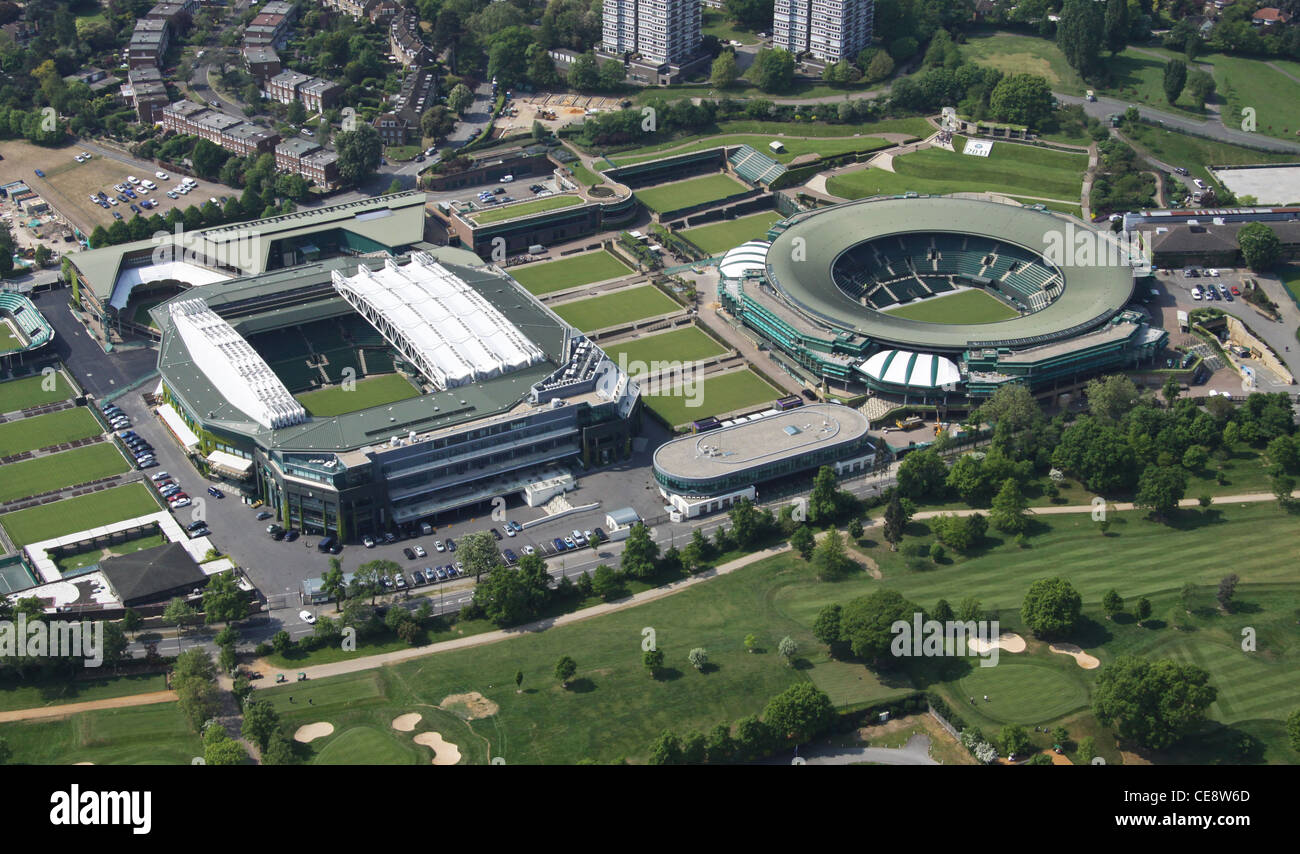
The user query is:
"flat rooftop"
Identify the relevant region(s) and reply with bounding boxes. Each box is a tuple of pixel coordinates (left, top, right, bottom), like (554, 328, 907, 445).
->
(653, 403, 870, 481)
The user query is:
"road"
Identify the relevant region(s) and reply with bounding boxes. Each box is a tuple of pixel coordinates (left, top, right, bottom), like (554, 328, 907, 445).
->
(761, 733, 940, 766)
(1056, 92, 1300, 154)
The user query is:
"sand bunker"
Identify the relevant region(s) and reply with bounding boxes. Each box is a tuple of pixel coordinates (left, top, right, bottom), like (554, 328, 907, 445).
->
(1049, 643, 1100, 669)
(293, 722, 335, 743)
(966, 632, 1027, 655)
(439, 692, 499, 720)
(391, 713, 423, 732)
(73, 762, 95, 765)
(414, 731, 462, 765)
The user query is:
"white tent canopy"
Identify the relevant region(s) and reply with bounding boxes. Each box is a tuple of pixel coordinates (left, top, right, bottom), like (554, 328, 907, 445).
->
(332, 252, 545, 391)
(859, 350, 962, 389)
(718, 240, 770, 279)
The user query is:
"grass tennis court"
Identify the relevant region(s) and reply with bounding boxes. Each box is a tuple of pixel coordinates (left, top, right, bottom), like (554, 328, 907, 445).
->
(0, 482, 161, 548)
(0, 320, 22, 353)
(645, 367, 779, 426)
(469, 195, 582, 225)
(680, 211, 783, 255)
(0, 443, 129, 504)
(56, 533, 168, 575)
(0, 372, 74, 412)
(602, 326, 728, 369)
(826, 136, 1085, 202)
(551, 286, 682, 331)
(611, 134, 892, 168)
(0, 407, 102, 457)
(635, 173, 749, 213)
(295, 373, 421, 417)
(882, 288, 1020, 324)
(509, 250, 631, 296)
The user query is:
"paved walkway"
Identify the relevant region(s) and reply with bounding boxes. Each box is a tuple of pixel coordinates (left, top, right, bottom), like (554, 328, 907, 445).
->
(763, 733, 939, 765)
(0, 690, 177, 722)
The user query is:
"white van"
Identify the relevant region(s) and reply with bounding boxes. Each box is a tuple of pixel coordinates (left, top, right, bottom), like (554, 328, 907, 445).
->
(500, 174, 514, 183)
(141, 179, 157, 190)
(1191, 287, 1202, 300)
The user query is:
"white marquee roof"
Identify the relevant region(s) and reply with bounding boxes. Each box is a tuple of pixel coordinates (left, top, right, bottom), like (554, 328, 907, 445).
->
(859, 349, 962, 389)
(169, 298, 307, 429)
(331, 252, 545, 391)
(718, 240, 771, 279)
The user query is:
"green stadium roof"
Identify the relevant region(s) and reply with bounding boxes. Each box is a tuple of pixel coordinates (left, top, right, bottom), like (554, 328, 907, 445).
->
(763, 197, 1135, 351)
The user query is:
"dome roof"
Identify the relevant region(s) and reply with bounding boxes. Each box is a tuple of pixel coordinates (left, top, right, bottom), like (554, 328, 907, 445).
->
(718, 240, 770, 279)
(860, 350, 962, 389)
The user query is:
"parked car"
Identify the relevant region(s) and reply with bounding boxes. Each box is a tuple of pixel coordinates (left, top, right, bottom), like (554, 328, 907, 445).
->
(522, 544, 535, 555)
(256, 510, 273, 520)
(298, 610, 316, 624)
(170, 497, 192, 509)
(150, 471, 169, 481)
(33, 169, 44, 177)
(285, 530, 299, 542)
(207, 486, 225, 498)
(593, 527, 607, 542)
(155, 171, 169, 180)
(414, 545, 427, 558)
(490, 528, 502, 541)
(394, 574, 407, 589)
(363, 535, 376, 548)
(503, 548, 517, 564)
(564, 536, 577, 549)
(412, 569, 426, 584)
(403, 547, 416, 560)
(445, 538, 456, 552)
(186, 520, 208, 532)
(553, 537, 566, 551)
(434, 540, 445, 552)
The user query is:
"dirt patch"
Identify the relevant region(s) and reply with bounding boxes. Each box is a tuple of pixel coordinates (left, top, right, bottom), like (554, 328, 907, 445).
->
(293, 722, 335, 743)
(1049, 642, 1100, 669)
(439, 692, 499, 720)
(967, 632, 1027, 655)
(414, 731, 462, 765)
(843, 543, 882, 579)
(391, 713, 422, 732)
(0, 690, 177, 723)
(73, 761, 95, 765)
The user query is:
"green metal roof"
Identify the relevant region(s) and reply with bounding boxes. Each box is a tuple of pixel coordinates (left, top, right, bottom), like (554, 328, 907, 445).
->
(764, 197, 1135, 351)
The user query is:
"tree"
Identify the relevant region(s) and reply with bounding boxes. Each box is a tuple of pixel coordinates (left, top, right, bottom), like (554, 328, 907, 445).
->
(847, 518, 864, 540)
(202, 572, 246, 624)
(643, 647, 665, 677)
(711, 50, 739, 89)
(446, 83, 474, 115)
(648, 729, 683, 765)
(1085, 375, 1141, 423)
(1001, 724, 1032, 758)
(882, 493, 911, 551)
(591, 564, 624, 601)
(1273, 471, 1296, 505)
(1185, 69, 1216, 110)
(688, 647, 708, 671)
(1057, 0, 1105, 78)
(1238, 223, 1281, 272)
(321, 559, 346, 609)
(1134, 596, 1152, 624)
(515, 670, 524, 692)
(163, 597, 198, 635)
(567, 52, 600, 91)
(725, 0, 775, 29)
(203, 724, 248, 765)
(778, 636, 798, 665)
(122, 608, 142, 637)
(744, 633, 758, 653)
(841, 589, 921, 664)
(813, 604, 842, 650)
(1020, 577, 1083, 638)
(764, 683, 835, 744)
(1162, 375, 1181, 408)
(240, 699, 281, 751)
(809, 465, 840, 522)
(747, 48, 795, 93)
(460, 531, 501, 583)
(1135, 465, 1188, 521)
(597, 58, 625, 90)
(812, 528, 854, 581)
(865, 50, 895, 83)
(733, 714, 773, 760)
(1216, 574, 1239, 613)
(173, 649, 219, 732)
(990, 478, 1030, 534)
(957, 596, 983, 623)
(1092, 656, 1217, 750)
(620, 523, 659, 580)
(421, 105, 457, 141)
(1077, 735, 1097, 764)
(1103, 0, 1129, 55)
(896, 448, 947, 500)
(335, 124, 382, 188)
(1102, 589, 1124, 620)
(706, 723, 736, 763)
(1182, 444, 1208, 472)
(1288, 708, 1300, 754)
(1162, 59, 1187, 105)
(271, 629, 292, 656)
(989, 74, 1054, 128)
(790, 525, 815, 560)
(554, 655, 577, 687)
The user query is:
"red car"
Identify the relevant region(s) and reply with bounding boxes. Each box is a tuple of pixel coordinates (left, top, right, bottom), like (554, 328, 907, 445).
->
(1230, 286, 1241, 296)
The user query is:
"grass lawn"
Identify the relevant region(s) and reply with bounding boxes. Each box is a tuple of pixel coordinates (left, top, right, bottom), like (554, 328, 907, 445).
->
(957, 663, 1091, 725)
(0, 443, 129, 504)
(702, 9, 759, 45)
(1122, 122, 1297, 189)
(384, 145, 421, 161)
(0, 371, 74, 412)
(961, 32, 1088, 93)
(509, 250, 631, 296)
(295, 373, 420, 417)
(0, 407, 102, 457)
(0, 701, 203, 764)
(0, 322, 21, 353)
(645, 367, 779, 426)
(1198, 51, 1300, 142)
(635, 173, 749, 213)
(0, 482, 161, 549)
(0, 673, 167, 714)
(680, 211, 782, 254)
(612, 134, 892, 167)
(55, 533, 168, 575)
(551, 285, 681, 331)
(469, 195, 582, 224)
(827, 136, 1086, 202)
(130, 296, 168, 329)
(718, 117, 935, 140)
(881, 288, 1020, 324)
(602, 326, 728, 368)
(312, 725, 422, 764)
(1279, 265, 1300, 304)
(569, 163, 604, 187)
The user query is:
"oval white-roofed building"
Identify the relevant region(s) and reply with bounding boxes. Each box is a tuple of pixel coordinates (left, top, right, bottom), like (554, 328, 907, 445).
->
(718, 240, 771, 279)
(859, 349, 962, 391)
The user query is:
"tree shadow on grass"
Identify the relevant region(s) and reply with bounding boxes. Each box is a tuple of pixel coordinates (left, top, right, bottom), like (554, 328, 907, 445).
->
(653, 667, 684, 682)
(1161, 508, 1225, 531)
(791, 657, 814, 671)
(566, 677, 597, 694)
(696, 662, 720, 675)
(1068, 616, 1114, 649)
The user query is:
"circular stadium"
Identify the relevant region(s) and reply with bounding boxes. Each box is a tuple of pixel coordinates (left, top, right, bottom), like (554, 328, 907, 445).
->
(717, 197, 1164, 401)
(763, 197, 1135, 352)
(0, 292, 55, 367)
